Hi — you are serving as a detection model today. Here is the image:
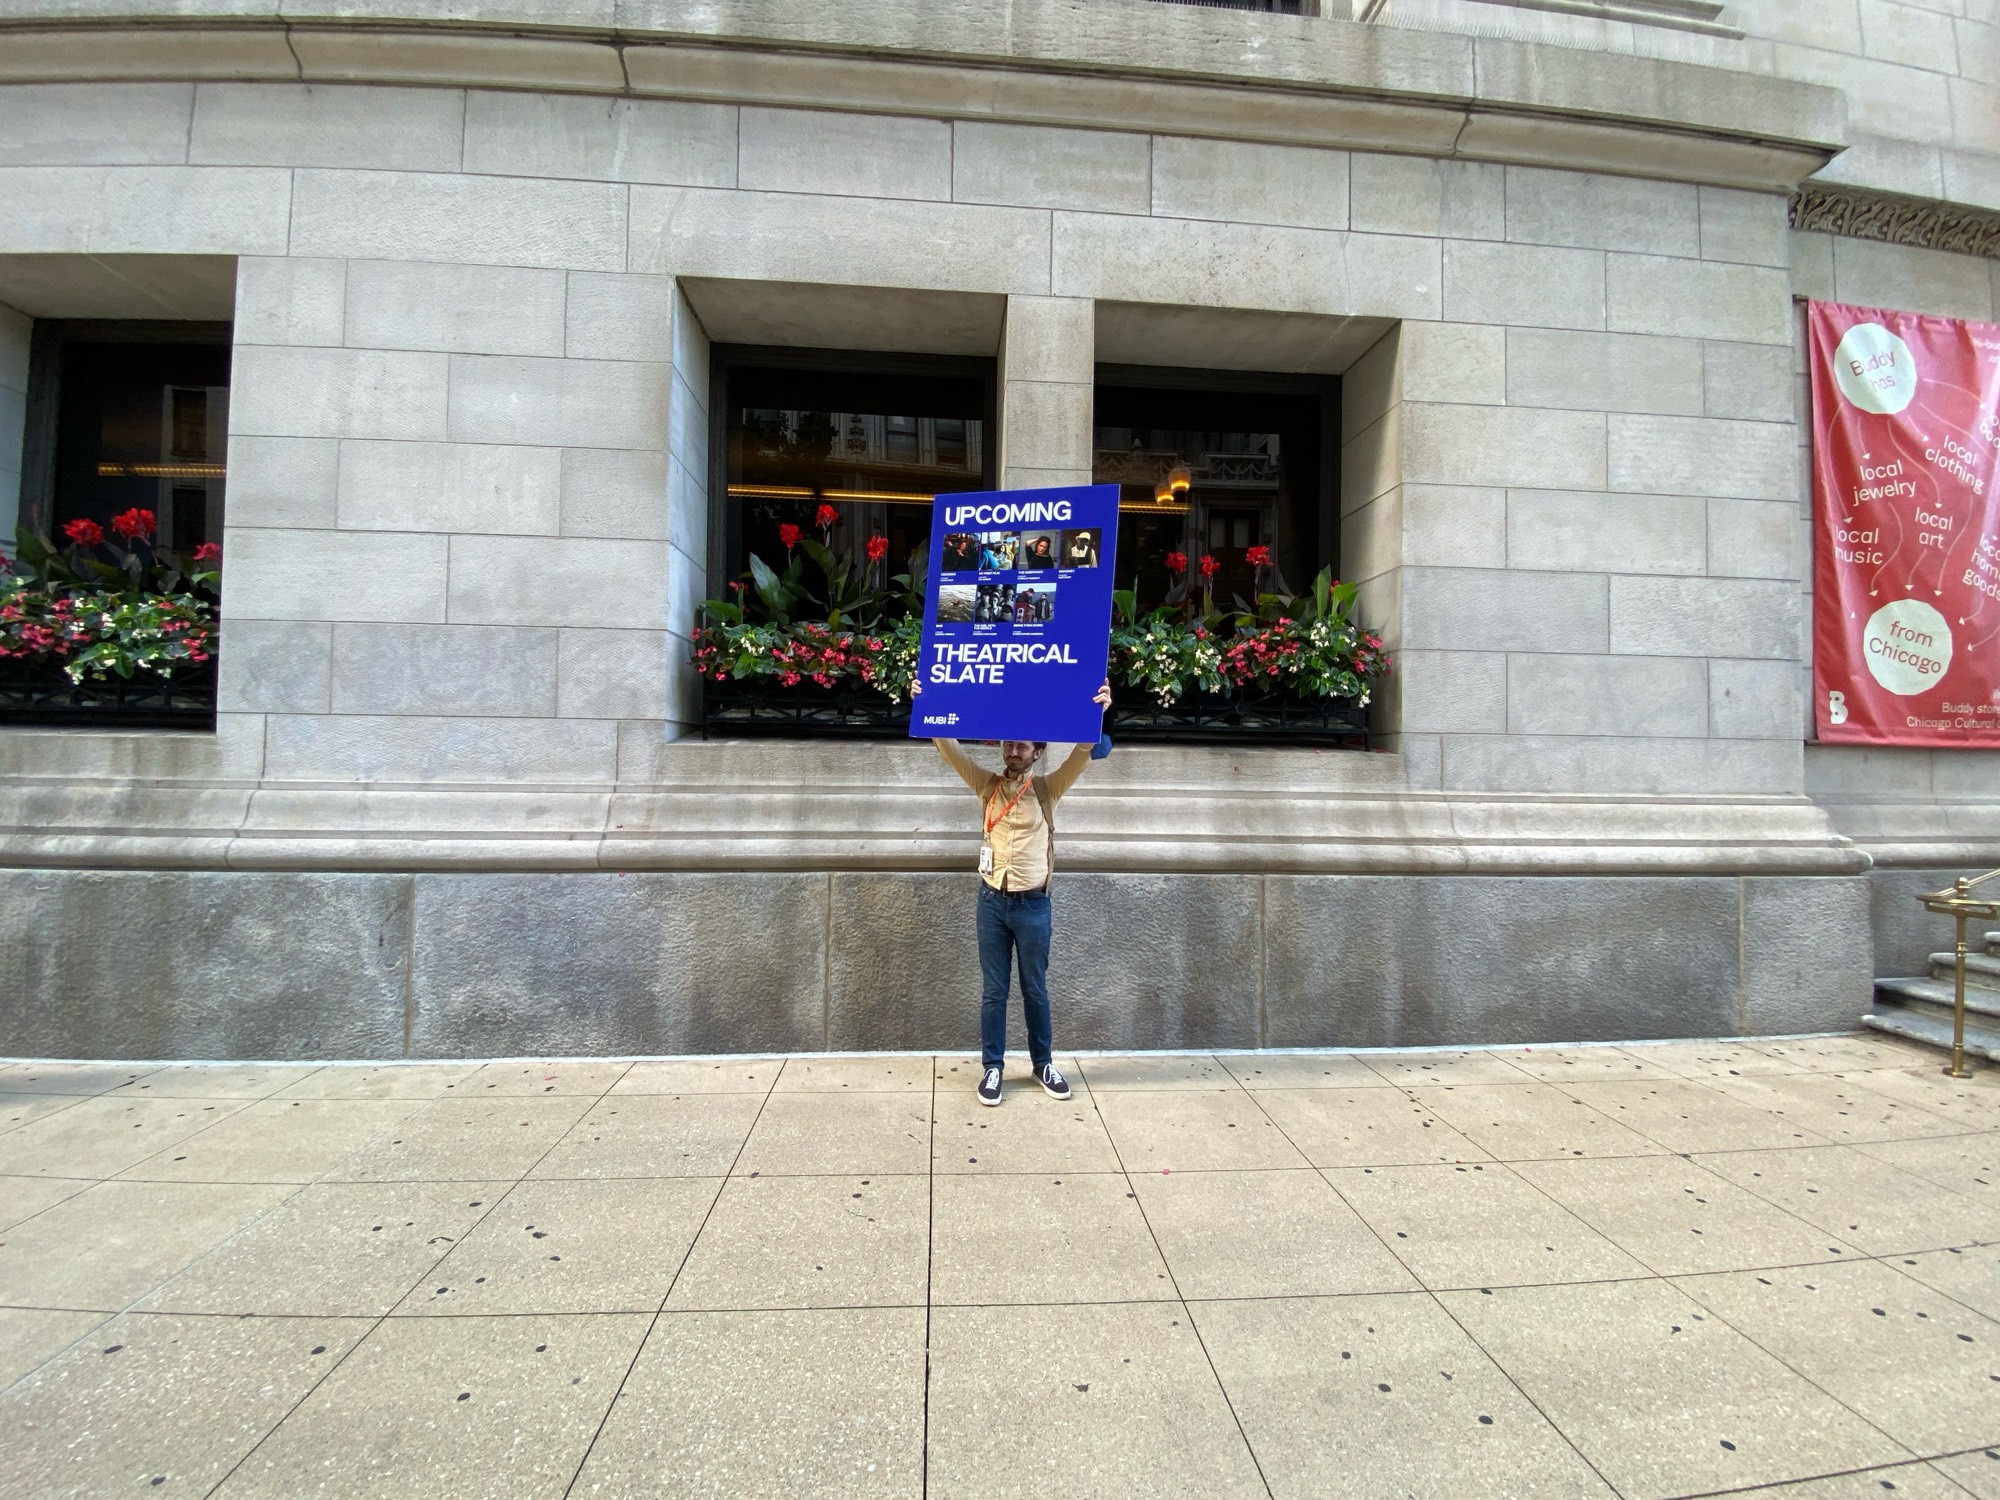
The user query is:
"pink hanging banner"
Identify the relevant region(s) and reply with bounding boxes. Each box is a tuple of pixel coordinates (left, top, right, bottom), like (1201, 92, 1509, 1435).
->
(1809, 299, 2000, 746)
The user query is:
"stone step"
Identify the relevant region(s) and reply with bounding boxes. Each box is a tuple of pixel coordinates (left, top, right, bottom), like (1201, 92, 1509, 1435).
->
(1876, 975, 2000, 1021)
(1862, 1006, 2000, 1063)
(1925, 950, 2000, 992)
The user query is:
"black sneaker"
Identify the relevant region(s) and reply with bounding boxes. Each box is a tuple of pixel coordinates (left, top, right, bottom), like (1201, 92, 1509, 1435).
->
(1037, 1063, 1071, 1100)
(977, 1065, 1003, 1106)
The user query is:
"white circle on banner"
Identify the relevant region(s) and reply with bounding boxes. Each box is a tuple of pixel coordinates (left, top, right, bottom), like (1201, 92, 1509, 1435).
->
(1832, 322, 1917, 414)
(1861, 599, 1952, 695)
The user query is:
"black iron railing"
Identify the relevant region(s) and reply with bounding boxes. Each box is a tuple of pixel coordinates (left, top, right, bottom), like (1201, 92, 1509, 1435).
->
(0, 660, 217, 730)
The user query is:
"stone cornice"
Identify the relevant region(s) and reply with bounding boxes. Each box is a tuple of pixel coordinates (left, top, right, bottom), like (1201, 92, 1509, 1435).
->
(1790, 182, 2000, 263)
(0, 0, 1848, 190)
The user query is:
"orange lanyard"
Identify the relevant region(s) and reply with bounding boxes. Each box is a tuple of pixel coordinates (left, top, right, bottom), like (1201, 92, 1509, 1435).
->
(985, 775, 1034, 835)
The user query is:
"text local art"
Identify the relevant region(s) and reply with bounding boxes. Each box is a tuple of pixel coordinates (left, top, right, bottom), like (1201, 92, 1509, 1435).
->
(1809, 300, 2000, 746)
(911, 484, 1120, 743)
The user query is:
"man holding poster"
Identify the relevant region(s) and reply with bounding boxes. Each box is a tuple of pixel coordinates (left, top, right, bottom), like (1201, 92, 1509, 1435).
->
(910, 485, 1121, 1105)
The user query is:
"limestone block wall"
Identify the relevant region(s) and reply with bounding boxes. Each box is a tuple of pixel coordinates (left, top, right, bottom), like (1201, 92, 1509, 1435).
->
(1333, 165, 1805, 796)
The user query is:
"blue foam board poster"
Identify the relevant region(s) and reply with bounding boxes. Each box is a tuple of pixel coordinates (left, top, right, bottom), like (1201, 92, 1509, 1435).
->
(909, 483, 1121, 744)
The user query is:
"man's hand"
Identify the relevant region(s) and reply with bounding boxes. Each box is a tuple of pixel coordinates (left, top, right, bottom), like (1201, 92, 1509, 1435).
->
(910, 680, 921, 696)
(1093, 680, 1112, 709)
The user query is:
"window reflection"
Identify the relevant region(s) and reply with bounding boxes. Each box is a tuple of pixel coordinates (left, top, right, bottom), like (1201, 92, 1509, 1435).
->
(722, 361, 991, 585)
(1093, 380, 1328, 611)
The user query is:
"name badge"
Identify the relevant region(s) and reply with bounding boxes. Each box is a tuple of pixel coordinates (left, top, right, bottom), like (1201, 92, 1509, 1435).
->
(978, 845, 995, 875)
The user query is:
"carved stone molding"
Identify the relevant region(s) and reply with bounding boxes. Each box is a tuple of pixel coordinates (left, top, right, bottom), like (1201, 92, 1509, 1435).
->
(1790, 183, 2000, 262)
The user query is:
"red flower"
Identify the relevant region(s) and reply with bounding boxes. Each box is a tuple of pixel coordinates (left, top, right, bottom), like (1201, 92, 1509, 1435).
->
(815, 503, 839, 531)
(866, 534, 889, 562)
(1163, 551, 1186, 575)
(63, 518, 105, 547)
(192, 541, 221, 563)
(1198, 553, 1219, 580)
(110, 507, 156, 540)
(778, 523, 802, 550)
(1246, 544, 1272, 568)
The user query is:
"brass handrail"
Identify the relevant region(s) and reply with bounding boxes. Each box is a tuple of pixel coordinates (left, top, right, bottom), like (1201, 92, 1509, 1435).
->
(1919, 869, 2000, 1079)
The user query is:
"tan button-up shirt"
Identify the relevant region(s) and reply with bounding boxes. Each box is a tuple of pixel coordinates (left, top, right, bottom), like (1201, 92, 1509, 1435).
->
(935, 739, 1095, 891)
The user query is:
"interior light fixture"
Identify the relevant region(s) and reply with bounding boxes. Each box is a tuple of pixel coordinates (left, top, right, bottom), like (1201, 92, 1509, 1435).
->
(95, 463, 227, 479)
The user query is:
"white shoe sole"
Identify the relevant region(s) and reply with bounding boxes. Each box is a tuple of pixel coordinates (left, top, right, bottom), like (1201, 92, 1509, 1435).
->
(978, 1090, 1002, 1107)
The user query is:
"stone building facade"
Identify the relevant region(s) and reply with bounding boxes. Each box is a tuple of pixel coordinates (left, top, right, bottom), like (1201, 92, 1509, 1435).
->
(0, 0, 1994, 1059)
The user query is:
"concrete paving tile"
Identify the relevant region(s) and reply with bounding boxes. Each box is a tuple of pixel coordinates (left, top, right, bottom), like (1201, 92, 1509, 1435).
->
(930, 1173, 1174, 1306)
(0, 1306, 110, 1388)
(1253, 1087, 1491, 1168)
(273, 1063, 483, 1100)
(212, 1313, 647, 1499)
(734, 1094, 930, 1177)
(1696, 1145, 2000, 1255)
(1679, 1259, 2000, 1455)
(1895, 1244, 2000, 1322)
(2, 1310, 369, 1497)
(138, 1180, 504, 1317)
(528, 1093, 762, 1179)
(0, 1180, 293, 1310)
(1848, 1069, 2000, 1132)
(1131, 1168, 1417, 1299)
(116, 1099, 422, 1183)
(1073, 1053, 1234, 1090)
(1412, 1083, 1667, 1161)
(1630, 1040, 1806, 1079)
(666, 1174, 925, 1311)
(1688, 1264, 2000, 1464)
(0, 1092, 91, 1134)
(1743, 1462, 1983, 1497)
(1439, 1278, 1909, 1500)
(0, 1095, 249, 1179)
(1501, 1046, 1682, 1083)
(1754, 1034, 1941, 1073)
(0, 1063, 157, 1095)
(404, 1176, 716, 1315)
(1362, 1049, 1537, 1086)
(109, 1064, 323, 1099)
(1934, 1448, 2000, 1498)
(1332, 1161, 1648, 1290)
(0, 1172, 92, 1231)
(1562, 1078, 1832, 1154)
(1218, 1052, 1394, 1088)
(1515, 1156, 1862, 1276)
(609, 1057, 783, 1095)
(1195, 1293, 1618, 1499)
(1856, 1133, 2000, 1205)
(775, 1055, 933, 1092)
(931, 1091, 1121, 1174)
(326, 1096, 594, 1182)
(1701, 1072, 1972, 1144)
(454, 1060, 631, 1097)
(927, 1301, 1266, 1498)
(1096, 1088, 1310, 1172)
(573, 1307, 924, 1498)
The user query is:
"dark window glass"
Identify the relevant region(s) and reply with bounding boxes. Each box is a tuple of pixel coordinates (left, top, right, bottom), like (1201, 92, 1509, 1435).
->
(49, 339, 230, 549)
(721, 359, 991, 591)
(1092, 379, 1329, 612)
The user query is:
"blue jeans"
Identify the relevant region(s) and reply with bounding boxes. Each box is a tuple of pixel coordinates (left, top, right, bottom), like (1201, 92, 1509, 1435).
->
(977, 882, 1053, 1071)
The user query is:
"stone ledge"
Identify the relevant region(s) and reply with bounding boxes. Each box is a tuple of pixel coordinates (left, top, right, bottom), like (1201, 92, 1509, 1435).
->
(0, 0, 1847, 190)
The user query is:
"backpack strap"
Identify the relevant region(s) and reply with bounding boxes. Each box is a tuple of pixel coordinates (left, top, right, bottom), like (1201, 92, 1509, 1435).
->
(1032, 777, 1056, 880)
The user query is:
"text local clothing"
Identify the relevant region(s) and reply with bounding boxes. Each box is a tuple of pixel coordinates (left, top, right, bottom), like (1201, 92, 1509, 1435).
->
(933, 739, 1094, 891)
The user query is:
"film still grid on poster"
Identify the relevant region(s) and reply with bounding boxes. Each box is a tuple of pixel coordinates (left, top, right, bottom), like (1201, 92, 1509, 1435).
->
(916, 485, 1119, 744)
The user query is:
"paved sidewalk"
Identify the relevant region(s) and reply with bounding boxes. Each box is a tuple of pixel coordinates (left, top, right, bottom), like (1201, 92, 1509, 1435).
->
(0, 1035, 1996, 1498)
